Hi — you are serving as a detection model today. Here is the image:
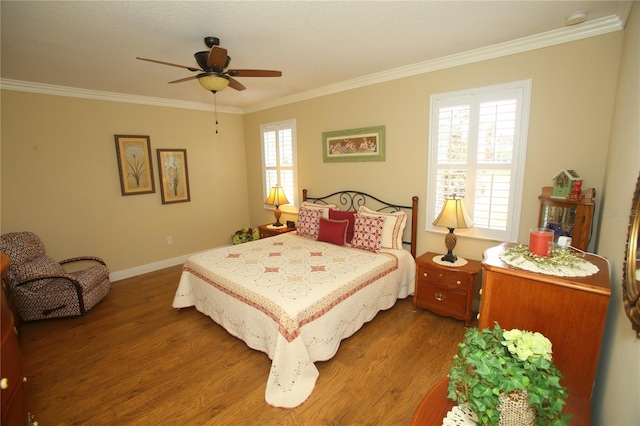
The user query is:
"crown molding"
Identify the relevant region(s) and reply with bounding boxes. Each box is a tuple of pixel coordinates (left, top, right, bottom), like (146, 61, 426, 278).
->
(243, 14, 624, 113)
(0, 79, 243, 114)
(0, 14, 624, 115)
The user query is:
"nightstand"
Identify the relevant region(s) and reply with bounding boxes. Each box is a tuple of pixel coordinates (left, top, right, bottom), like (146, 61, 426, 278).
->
(413, 252, 482, 326)
(258, 223, 296, 239)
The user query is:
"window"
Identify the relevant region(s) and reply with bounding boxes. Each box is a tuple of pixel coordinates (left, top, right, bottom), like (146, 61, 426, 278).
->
(427, 80, 531, 241)
(261, 119, 298, 210)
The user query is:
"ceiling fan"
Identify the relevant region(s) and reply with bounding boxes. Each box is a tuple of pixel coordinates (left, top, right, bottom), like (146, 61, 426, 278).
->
(137, 36, 282, 93)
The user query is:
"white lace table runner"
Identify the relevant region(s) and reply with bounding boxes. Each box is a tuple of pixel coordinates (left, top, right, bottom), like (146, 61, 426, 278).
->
(443, 405, 477, 426)
(499, 245, 599, 277)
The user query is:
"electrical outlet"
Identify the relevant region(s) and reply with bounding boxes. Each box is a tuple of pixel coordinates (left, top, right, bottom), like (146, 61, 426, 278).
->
(166, 236, 173, 245)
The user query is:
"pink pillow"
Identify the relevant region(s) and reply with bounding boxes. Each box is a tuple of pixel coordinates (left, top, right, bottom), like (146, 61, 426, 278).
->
(297, 207, 323, 239)
(350, 214, 385, 253)
(317, 218, 349, 246)
(328, 210, 357, 243)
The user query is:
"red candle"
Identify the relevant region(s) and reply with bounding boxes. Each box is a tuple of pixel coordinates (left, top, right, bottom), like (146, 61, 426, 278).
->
(529, 228, 554, 257)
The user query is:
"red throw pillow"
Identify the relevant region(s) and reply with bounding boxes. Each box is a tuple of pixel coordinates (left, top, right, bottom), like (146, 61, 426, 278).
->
(328, 210, 357, 243)
(317, 218, 349, 246)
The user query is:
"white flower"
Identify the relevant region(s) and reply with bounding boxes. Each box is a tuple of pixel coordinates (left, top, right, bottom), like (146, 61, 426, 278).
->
(125, 146, 145, 158)
(164, 156, 181, 170)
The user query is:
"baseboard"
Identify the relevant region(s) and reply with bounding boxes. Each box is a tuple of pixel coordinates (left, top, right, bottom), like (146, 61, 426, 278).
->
(109, 254, 190, 282)
(109, 244, 234, 282)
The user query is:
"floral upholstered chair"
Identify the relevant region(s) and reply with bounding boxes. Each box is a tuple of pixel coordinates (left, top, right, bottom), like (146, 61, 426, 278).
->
(0, 232, 110, 321)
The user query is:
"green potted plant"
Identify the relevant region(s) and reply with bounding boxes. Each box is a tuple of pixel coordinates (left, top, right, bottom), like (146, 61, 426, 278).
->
(447, 323, 570, 426)
(232, 227, 260, 245)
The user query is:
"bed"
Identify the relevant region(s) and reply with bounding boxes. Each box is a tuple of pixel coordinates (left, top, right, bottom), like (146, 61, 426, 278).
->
(172, 190, 418, 407)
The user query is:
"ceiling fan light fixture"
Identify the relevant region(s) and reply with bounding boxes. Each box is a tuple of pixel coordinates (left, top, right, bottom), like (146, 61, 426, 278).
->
(197, 73, 230, 92)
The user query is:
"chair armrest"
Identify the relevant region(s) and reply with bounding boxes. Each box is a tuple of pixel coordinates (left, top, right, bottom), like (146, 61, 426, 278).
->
(15, 272, 78, 287)
(59, 256, 107, 267)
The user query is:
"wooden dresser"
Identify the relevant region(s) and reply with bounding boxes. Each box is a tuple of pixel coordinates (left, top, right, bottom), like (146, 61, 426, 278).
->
(479, 243, 610, 425)
(1, 252, 31, 425)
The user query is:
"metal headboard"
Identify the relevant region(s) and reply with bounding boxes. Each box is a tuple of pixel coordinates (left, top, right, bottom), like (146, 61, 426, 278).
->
(302, 189, 418, 258)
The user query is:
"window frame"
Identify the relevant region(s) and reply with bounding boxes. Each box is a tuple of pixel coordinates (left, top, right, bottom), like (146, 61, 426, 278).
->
(426, 80, 532, 242)
(260, 119, 299, 213)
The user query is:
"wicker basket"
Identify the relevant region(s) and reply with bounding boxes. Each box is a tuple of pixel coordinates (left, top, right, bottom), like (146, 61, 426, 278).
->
(498, 389, 535, 426)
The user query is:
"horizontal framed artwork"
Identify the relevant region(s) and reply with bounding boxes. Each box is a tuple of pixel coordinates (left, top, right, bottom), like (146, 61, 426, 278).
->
(157, 149, 191, 204)
(322, 125, 385, 163)
(114, 135, 155, 196)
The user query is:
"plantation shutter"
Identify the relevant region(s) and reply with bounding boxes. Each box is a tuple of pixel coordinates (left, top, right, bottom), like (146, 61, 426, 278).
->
(427, 81, 530, 241)
(261, 119, 298, 208)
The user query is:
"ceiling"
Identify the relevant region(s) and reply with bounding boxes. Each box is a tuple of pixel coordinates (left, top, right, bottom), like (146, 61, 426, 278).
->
(0, 1, 632, 112)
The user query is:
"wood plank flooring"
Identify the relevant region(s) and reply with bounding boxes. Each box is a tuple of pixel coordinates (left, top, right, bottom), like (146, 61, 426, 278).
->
(17, 265, 468, 425)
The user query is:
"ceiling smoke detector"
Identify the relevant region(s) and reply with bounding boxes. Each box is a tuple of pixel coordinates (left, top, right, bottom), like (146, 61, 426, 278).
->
(565, 11, 587, 26)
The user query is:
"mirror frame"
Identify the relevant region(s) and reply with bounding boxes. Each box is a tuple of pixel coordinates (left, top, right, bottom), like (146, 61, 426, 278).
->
(623, 171, 640, 337)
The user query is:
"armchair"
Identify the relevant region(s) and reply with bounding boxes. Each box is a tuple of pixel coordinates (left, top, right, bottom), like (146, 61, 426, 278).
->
(0, 232, 110, 321)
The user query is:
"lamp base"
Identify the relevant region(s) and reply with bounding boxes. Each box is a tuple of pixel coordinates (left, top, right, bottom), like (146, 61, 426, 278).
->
(272, 220, 284, 227)
(272, 206, 283, 228)
(440, 251, 458, 263)
(441, 228, 458, 263)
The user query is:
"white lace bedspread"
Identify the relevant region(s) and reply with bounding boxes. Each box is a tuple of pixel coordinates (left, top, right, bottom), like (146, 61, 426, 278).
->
(172, 232, 415, 408)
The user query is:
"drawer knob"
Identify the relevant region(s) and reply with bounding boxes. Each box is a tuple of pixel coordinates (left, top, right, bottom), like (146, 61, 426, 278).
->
(423, 272, 428, 277)
(435, 292, 445, 301)
(1, 378, 8, 389)
(456, 280, 461, 285)
(438, 273, 443, 278)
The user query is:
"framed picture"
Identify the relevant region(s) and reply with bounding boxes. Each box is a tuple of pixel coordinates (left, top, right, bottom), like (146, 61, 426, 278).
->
(322, 125, 385, 163)
(114, 135, 155, 196)
(157, 149, 191, 204)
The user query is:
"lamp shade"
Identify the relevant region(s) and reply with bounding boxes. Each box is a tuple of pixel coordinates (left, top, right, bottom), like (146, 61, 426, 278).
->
(197, 73, 230, 92)
(264, 185, 289, 207)
(433, 196, 473, 230)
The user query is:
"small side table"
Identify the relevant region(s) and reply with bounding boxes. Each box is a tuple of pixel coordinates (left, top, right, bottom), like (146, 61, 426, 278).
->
(413, 252, 482, 326)
(258, 223, 296, 239)
(411, 377, 454, 426)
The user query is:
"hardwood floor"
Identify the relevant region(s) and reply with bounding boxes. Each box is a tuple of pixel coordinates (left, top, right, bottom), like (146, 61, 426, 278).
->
(17, 265, 468, 425)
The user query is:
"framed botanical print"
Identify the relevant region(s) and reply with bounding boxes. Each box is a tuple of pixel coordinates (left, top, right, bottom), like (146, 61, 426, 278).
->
(114, 135, 155, 195)
(157, 149, 191, 204)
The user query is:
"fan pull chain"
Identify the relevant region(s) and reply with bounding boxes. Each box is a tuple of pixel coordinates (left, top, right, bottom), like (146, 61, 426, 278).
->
(213, 91, 219, 134)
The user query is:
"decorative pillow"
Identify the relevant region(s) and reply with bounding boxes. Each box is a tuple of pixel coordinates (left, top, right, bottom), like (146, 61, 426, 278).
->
(350, 214, 385, 253)
(328, 210, 357, 243)
(296, 207, 323, 239)
(300, 201, 338, 219)
(358, 206, 407, 249)
(317, 218, 349, 246)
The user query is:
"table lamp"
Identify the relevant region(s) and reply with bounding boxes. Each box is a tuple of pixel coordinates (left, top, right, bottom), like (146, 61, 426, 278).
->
(264, 185, 289, 227)
(432, 194, 473, 262)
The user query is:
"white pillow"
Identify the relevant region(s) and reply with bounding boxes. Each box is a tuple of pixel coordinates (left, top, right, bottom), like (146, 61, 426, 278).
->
(357, 205, 407, 249)
(300, 201, 338, 219)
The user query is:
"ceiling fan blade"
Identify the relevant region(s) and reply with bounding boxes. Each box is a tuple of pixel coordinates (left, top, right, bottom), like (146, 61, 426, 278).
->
(228, 69, 282, 77)
(228, 77, 246, 91)
(207, 46, 228, 71)
(168, 76, 198, 84)
(136, 57, 201, 72)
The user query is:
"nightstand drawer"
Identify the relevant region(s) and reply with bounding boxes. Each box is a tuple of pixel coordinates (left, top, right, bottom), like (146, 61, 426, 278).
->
(258, 224, 295, 239)
(415, 282, 467, 313)
(417, 265, 469, 290)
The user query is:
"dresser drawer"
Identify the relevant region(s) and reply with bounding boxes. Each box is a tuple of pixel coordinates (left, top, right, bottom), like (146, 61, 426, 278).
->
(415, 281, 467, 313)
(417, 264, 469, 290)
